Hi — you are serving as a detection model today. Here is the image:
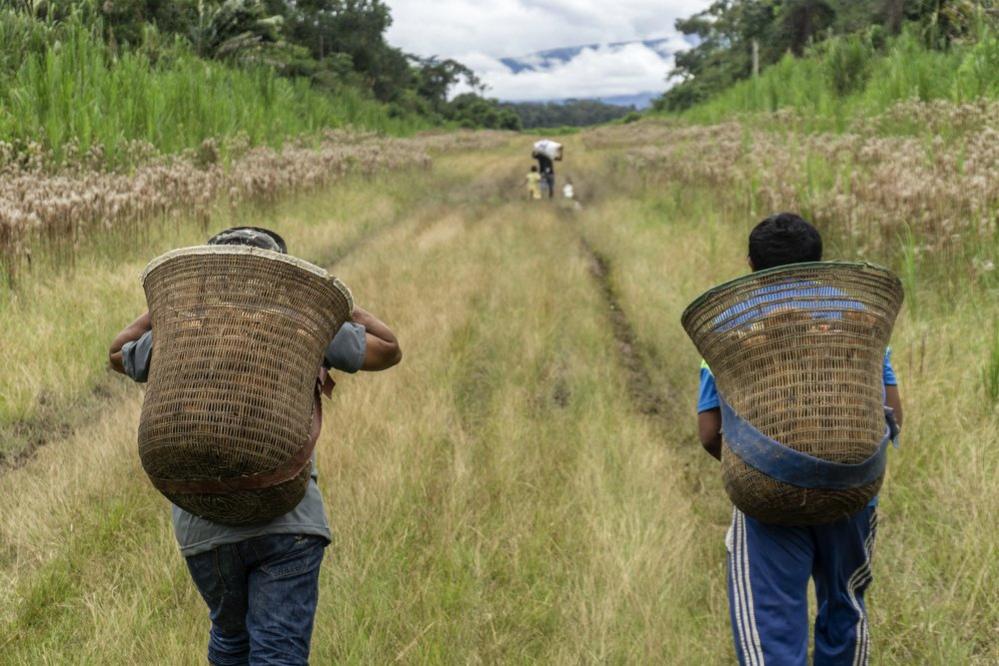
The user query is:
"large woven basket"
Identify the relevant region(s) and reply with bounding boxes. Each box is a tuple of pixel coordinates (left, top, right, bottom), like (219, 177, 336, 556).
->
(137, 245, 353, 526)
(682, 262, 903, 525)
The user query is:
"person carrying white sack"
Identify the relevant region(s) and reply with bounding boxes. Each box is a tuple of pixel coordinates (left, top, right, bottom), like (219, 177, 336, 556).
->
(532, 139, 562, 200)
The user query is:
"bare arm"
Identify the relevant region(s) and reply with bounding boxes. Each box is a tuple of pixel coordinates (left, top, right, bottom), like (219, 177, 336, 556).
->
(698, 408, 722, 461)
(108, 311, 151, 374)
(352, 306, 402, 371)
(885, 385, 903, 431)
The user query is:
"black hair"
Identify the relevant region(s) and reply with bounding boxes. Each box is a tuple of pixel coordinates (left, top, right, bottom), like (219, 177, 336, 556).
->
(530, 165, 538, 172)
(207, 226, 287, 254)
(748, 213, 822, 271)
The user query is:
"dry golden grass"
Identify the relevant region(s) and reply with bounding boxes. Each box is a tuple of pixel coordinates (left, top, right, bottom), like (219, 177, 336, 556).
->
(0, 130, 511, 282)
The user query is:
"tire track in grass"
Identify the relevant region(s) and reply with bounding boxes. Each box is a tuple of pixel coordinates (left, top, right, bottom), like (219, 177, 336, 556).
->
(578, 235, 673, 421)
(555, 180, 684, 433)
(0, 381, 123, 473)
(553, 156, 685, 430)
(562, 176, 719, 503)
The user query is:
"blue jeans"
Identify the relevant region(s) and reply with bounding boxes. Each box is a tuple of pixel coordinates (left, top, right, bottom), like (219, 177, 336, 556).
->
(185, 534, 327, 666)
(727, 506, 878, 665)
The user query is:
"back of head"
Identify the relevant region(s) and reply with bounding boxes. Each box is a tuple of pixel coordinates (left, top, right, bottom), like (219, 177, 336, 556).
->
(207, 227, 287, 254)
(531, 165, 538, 172)
(748, 213, 822, 271)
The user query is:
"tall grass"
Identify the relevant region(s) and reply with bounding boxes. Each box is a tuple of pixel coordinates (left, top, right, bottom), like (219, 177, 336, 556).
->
(0, 146, 720, 663)
(985, 322, 999, 407)
(0, 123, 995, 664)
(899, 224, 920, 320)
(575, 128, 999, 662)
(0, 13, 426, 167)
(678, 26, 999, 130)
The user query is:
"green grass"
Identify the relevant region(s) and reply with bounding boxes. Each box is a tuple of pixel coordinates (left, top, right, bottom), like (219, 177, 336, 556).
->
(574, 145, 998, 662)
(984, 323, 999, 407)
(0, 124, 996, 662)
(672, 27, 999, 132)
(0, 13, 426, 167)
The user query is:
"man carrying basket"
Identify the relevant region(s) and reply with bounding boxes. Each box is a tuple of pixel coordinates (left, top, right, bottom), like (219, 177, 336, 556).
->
(690, 213, 904, 665)
(109, 226, 402, 665)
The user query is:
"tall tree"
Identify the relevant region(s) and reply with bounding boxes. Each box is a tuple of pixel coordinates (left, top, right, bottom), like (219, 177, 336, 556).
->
(779, 0, 837, 54)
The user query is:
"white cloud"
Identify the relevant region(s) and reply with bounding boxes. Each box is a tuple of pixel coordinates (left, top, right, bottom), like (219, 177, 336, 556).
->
(385, 1, 711, 100)
(458, 40, 688, 101)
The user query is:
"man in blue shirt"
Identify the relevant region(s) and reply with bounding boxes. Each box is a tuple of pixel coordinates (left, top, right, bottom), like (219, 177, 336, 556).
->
(696, 213, 903, 665)
(109, 227, 402, 666)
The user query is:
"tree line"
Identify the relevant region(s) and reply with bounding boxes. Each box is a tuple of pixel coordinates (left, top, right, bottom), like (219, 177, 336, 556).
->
(2, 0, 522, 130)
(658, 0, 998, 111)
(499, 99, 638, 129)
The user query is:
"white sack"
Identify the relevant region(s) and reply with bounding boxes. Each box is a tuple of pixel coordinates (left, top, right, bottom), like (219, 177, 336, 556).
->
(532, 140, 563, 161)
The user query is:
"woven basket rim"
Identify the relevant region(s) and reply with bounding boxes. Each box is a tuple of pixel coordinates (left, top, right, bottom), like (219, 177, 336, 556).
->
(141, 245, 354, 312)
(681, 260, 897, 326)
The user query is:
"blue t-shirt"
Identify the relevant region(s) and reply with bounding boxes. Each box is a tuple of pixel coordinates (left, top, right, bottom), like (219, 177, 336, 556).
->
(121, 322, 366, 557)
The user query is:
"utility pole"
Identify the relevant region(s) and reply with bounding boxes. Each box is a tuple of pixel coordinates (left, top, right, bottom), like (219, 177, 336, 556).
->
(752, 39, 760, 78)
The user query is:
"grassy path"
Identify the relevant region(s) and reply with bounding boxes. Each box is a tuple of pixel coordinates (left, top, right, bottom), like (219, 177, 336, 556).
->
(1, 134, 996, 664)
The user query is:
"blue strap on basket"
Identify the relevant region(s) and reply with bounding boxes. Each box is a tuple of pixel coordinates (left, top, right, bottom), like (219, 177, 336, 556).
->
(720, 398, 896, 490)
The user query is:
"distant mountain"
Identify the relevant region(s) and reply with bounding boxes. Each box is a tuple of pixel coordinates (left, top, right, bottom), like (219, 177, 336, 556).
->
(496, 37, 694, 108)
(594, 92, 658, 109)
(503, 93, 657, 110)
(499, 38, 687, 74)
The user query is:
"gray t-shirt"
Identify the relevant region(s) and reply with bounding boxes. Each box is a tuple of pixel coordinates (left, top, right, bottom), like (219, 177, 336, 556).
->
(122, 322, 366, 557)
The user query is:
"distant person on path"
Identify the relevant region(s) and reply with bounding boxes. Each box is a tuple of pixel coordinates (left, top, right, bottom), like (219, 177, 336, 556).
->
(532, 139, 561, 200)
(695, 213, 903, 665)
(109, 226, 402, 666)
(526, 165, 542, 200)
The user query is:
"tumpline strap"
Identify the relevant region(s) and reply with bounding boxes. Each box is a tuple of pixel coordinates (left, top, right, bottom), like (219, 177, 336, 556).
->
(719, 398, 892, 490)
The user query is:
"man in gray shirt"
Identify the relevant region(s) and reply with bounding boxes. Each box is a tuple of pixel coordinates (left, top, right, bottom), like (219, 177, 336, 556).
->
(109, 227, 402, 665)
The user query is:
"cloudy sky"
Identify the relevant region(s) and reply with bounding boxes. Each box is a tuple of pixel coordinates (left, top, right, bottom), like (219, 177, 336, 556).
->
(384, 1, 713, 102)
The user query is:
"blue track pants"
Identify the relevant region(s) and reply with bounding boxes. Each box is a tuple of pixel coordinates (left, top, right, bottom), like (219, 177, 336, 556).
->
(726, 506, 878, 665)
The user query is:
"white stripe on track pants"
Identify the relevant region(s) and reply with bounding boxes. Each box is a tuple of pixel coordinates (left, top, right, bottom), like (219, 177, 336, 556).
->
(725, 506, 878, 665)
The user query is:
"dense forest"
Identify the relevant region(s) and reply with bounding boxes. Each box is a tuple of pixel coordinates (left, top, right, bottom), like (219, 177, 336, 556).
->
(658, 0, 998, 112)
(499, 99, 638, 129)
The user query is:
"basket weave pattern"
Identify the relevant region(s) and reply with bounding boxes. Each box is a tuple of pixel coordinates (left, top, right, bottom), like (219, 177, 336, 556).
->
(138, 246, 352, 526)
(682, 263, 903, 525)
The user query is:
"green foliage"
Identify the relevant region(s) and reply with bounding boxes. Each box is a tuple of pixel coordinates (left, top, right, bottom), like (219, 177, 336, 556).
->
(659, 0, 999, 113)
(779, 0, 837, 56)
(822, 32, 875, 95)
(266, 0, 412, 101)
(953, 21, 999, 98)
(0, 0, 520, 161)
(899, 224, 920, 319)
(190, 0, 287, 64)
(985, 323, 999, 406)
(410, 56, 480, 114)
(0, 12, 424, 165)
(670, 25, 999, 127)
(0, 5, 58, 73)
(446, 93, 521, 130)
